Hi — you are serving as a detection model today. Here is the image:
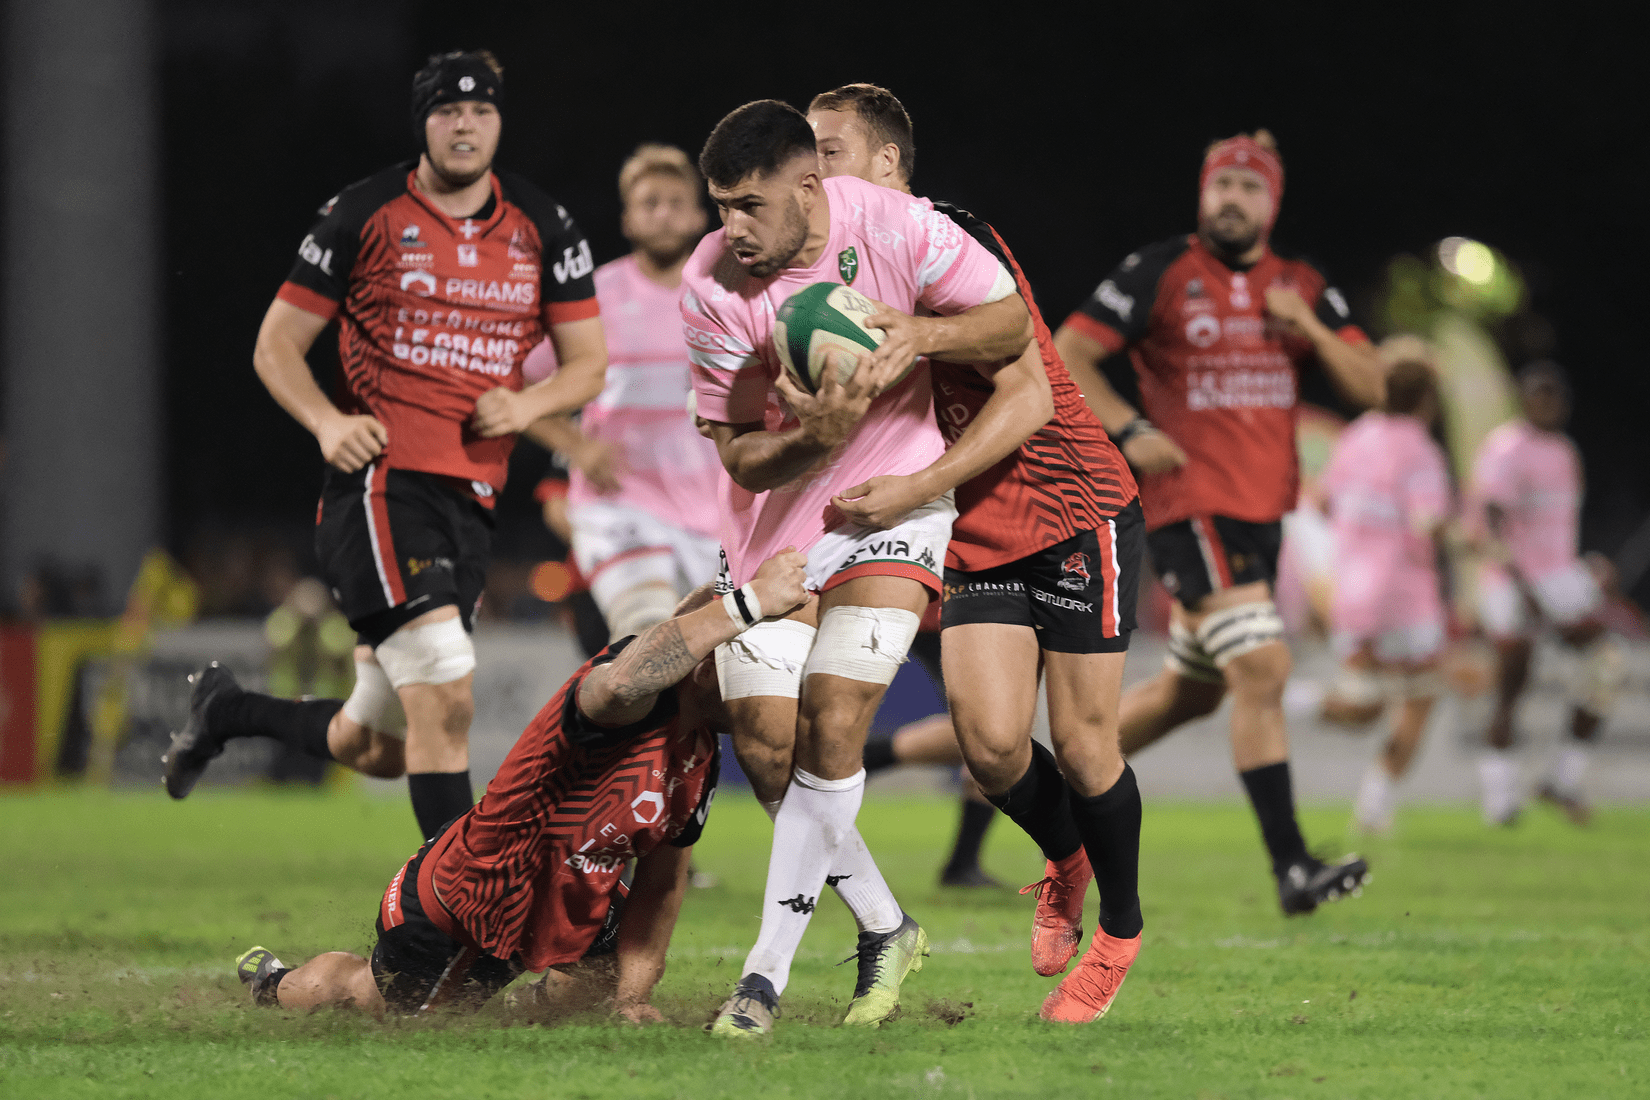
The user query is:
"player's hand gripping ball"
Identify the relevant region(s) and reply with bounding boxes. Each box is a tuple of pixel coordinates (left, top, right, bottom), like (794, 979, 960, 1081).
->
(774, 282, 915, 393)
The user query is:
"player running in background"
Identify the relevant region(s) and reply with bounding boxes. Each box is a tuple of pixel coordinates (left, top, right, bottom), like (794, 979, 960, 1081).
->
(1468, 361, 1621, 826)
(1318, 359, 1453, 833)
(232, 550, 807, 1020)
(1053, 131, 1384, 915)
(685, 100, 1032, 1034)
(809, 84, 1147, 1023)
(164, 51, 607, 841)
(525, 145, 724, 643)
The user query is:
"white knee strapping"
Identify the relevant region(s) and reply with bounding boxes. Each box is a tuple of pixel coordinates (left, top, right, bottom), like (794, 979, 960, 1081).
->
(341, 657, 408, 739)
(604, 582, 680, 642)
(1397, 668, 1445, 701)
(1194, 601, 1286, 669)
(374, 617, 476, 689)
(1165, 619, 1224, 683)
(1329, 664, 1386, 708)
(804, 606, 920, 686)
(715, 619, 816, 700)
(1567, 636, 1625, 716)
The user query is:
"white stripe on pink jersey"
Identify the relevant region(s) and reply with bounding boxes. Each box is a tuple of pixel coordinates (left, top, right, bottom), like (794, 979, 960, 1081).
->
(1469, 418, 1584, 579)
(681, 176, 1010, 586)
(523, 254, 722, 539)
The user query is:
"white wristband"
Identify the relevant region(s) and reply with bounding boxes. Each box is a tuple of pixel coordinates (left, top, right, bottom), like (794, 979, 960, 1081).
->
(722, 584, 764, 631)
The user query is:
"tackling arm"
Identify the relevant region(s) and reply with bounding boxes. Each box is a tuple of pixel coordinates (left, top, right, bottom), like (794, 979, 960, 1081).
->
(611, 843, 692, 1023)
(253, 298, 388, 473)
(830, 340, 1054, 530)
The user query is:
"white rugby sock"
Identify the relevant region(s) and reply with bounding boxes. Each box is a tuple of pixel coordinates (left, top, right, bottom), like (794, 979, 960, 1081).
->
(1354, 763, 1396, 834)
(758, 792, 901, 935)
(1478, 750, 1521, 824)
(741, 768, 866, 997)
(1552, 744, 1590, 797)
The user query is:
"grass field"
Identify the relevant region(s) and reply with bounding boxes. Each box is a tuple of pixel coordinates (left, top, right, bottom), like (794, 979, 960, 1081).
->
(1, 788, 1645, 1099)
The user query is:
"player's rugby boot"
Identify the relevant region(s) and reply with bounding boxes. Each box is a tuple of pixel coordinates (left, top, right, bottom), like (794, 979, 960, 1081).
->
(1536, 782, 1592, 827)
(235, 946, 287, 1007)
(939, 864, 1004, 889)
(842, 912, 929, 1027)
(1039, 930, 1140, 1023)
(1276, 853, 1370, 916)
(1019, 848, 1092, 976)
(709, 973, 779, 1038)
(162, 662, 241, 800)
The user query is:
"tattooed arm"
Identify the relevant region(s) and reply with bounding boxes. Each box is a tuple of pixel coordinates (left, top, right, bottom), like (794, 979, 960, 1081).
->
(575, 549, 809, 726)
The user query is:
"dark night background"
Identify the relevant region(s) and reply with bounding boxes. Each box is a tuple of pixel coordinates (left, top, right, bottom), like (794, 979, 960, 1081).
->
(158, 3, 1645, 608)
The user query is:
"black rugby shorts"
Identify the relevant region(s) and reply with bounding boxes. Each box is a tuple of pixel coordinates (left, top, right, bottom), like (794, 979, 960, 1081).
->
(1145, 514, 1282, 611)
(315, 463, 494, 647)
(940, 499, 1142, 654)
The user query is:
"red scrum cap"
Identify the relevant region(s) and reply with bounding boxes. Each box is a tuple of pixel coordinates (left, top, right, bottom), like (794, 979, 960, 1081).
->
(1200, 133, 1284, 208)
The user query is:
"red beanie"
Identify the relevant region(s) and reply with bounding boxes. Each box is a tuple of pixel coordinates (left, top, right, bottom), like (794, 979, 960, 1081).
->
(1200, 135, 1284, 213)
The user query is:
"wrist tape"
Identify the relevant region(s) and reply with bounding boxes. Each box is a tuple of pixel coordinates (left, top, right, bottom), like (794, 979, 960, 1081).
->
(722, 584, 764, 631)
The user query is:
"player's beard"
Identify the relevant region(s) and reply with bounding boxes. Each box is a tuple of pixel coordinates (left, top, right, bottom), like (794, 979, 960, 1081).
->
(1200, 205, 1263, 259)
(636, 228, 700, 270)
(744, 198, 808, 279)
(429, 148, 493, 190)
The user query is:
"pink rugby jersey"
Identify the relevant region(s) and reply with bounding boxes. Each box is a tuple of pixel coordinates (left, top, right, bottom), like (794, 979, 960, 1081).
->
(682, 175, 1009, 585)
(1320, 411, 1452, 637)
(1469, 419, 1584, 580)
(522, 255, 721, 538)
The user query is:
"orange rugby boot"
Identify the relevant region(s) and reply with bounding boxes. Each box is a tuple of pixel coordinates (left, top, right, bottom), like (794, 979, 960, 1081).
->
(1019, 849, 1093, 977)
(1039, 929, 1141, 1023)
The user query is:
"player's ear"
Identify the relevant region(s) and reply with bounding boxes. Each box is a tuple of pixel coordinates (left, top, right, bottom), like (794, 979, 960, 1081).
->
(880, 143, 901, 181)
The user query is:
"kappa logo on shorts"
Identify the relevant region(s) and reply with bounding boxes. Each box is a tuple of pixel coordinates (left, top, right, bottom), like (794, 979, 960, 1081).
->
(1058, 552, 1092, 592)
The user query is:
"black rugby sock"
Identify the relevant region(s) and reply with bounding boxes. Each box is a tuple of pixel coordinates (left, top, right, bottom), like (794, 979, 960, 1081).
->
(208, 693, 341, 761)
(1239, 761, 1311, 875)
(862, 737, 899, 774)
(942, 797, 996, 876)
(408, 770, 472, 840)
(1069, 764, 1144, 940)
(984, 741, 1083, 863)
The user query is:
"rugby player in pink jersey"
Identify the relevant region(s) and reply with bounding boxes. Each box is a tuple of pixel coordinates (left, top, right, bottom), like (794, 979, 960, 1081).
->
(1468, 362, 1621, 826)
(1319, 360, 1453, 833)
(683, 100, 1032, 1035)
(525, 145, 724, 642)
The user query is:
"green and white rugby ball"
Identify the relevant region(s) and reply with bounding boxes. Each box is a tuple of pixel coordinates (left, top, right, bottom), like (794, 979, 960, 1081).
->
(773, 282, 912, 394)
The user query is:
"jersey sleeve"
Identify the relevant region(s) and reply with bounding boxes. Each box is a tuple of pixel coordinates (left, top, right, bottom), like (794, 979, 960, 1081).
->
(670, 740, 721, 848)
(1305, 265, 1368, 344)
(276, 191, 367, 321)
(907, 200, 1013, 316)
(682, 272, 769, 424)
(1063, 240, 1179, 353)
(501, 173, 600, 328)
(1403, 440, 1453, 529)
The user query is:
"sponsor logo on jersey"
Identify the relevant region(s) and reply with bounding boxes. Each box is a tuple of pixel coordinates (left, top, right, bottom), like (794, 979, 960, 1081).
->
(1121, 252, 1141, 271)
(1186, 313, 1221, 348)
(459, 218, 483, 240)
(507, 228, 533, 261)
(457, 243, 479, 267)
(1096, 279, 1133, 323)
(552, 240, 594, 283)
(318, 195, 339, 216)
(1058, 551, 1091, 591)
(443, 277, 536, 306)
(399, 251, 434, 267)
(917, 545, 938, 572)
(400, 224, 425, 246)
(298, 233, 334, 275)
(1323, 286, 1350, 319)
(471, 481, 494, 498)
(1228, 272, 1252, 310)
(631, 790, 665, 825)
(838, 246, 859, 284)
(400, 270, 437, 296)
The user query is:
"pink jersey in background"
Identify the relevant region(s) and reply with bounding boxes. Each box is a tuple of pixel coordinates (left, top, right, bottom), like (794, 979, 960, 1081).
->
(682, 176, 1008, 585)
(1469, 419, 1583, 579)
(522, 255, 721, 539)
(1320, 411, 1452, 638)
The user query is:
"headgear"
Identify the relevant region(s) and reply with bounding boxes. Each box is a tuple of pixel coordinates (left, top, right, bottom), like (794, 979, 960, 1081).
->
(410, 51, 504, 153)
(1199, 134, 1284, 231)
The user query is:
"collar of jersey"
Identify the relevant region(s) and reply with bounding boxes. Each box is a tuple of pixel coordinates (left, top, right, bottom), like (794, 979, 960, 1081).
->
(404, 169, 507, 239)
(1190, 232, 1269, 275)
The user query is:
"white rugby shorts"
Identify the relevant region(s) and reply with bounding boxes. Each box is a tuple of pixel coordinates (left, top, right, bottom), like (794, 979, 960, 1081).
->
(569, 499, 723, 614)
(1478, 560, 1602, 638)
(1333, 619, 1446, 665)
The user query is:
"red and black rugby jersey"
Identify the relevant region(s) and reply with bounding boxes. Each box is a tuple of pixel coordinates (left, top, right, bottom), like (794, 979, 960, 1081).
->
(277, 162, 599, 495)
(930, 203, 1136, 572)
(1062, 234, 1368, 532)
(421, 638, 717, 971)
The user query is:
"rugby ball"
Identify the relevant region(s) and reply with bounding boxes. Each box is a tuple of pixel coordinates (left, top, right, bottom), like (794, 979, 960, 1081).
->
(773, 282, 912, 394)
